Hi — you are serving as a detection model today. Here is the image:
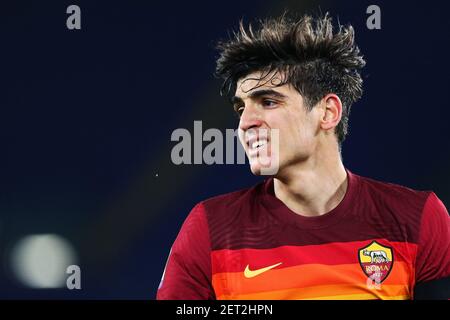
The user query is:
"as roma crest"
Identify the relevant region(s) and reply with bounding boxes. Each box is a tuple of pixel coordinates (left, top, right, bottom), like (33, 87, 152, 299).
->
(358, 241, 393, 284)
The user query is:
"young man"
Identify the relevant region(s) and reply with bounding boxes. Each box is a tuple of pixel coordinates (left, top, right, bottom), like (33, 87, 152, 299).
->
(157, 14, 450, 300)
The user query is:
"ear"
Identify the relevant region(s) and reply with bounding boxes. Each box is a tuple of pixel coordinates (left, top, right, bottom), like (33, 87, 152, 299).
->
(320, 94, 343, 131)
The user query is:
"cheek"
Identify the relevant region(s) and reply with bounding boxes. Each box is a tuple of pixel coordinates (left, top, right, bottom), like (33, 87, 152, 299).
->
(299, 123, 316, 141)
(280, 115, 316, 148)
(296, 109, 319, 138)
(237, 128, 246, 148)
(283, 114, 309, 141)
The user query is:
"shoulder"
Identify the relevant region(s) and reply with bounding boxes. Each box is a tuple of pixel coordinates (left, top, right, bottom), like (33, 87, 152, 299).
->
(198, 179, 267, 212)
(356, 173, 429, 201)
(352, 172, 436, 241)
(189, 179, 268, 236)
(355, 173, 431, 211)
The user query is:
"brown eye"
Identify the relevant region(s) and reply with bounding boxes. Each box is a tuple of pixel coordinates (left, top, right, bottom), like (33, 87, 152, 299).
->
(262, 99, 277, 107)
(235, 105, 244, 116)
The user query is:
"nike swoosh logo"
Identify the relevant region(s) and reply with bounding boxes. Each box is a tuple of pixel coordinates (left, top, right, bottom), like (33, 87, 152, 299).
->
(244, 262, 283, 278)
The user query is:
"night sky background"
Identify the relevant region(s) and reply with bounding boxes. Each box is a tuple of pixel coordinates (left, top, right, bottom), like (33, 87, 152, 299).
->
(0, 0, 449, 298)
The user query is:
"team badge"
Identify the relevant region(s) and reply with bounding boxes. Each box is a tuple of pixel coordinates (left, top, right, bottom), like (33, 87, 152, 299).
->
(358, 241, 393, 284)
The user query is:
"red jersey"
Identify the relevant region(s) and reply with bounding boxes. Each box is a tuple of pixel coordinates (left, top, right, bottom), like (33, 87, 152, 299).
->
(157, 170, 450, 300)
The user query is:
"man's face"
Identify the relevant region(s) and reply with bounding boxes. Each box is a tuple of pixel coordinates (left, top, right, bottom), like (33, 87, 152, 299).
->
(233, 70, 322, 176)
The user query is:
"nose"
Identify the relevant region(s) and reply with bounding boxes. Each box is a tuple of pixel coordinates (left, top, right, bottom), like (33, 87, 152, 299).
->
(238, 102, 264, 131)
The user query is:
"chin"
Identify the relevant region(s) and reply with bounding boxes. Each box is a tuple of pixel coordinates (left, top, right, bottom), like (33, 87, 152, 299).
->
(249, 163, 262, 175)
(249, 156, 280, 176)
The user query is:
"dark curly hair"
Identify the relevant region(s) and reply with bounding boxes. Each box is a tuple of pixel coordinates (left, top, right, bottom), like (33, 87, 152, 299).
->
(215, 13, 366, 144)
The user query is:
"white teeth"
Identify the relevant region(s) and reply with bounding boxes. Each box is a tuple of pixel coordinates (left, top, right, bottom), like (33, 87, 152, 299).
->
(251, 140, 267, 149)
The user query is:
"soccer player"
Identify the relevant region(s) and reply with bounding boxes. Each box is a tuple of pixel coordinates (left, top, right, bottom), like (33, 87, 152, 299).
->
(157, 14, 450, 300)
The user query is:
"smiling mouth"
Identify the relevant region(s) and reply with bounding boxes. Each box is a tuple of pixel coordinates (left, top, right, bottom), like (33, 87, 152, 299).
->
(247, 139, 270, 157)
(243, 129, 271, 155)
(250, 140, 268, 150)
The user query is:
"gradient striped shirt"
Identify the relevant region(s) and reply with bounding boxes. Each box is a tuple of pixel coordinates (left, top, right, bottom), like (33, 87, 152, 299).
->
(157, 170, 450, 300)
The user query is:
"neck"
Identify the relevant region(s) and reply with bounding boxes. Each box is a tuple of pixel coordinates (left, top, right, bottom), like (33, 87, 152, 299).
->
(273, 144, 348, 217)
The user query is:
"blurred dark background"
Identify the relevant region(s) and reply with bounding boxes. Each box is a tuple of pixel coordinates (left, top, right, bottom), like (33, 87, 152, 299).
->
(0, 0, 449, 299)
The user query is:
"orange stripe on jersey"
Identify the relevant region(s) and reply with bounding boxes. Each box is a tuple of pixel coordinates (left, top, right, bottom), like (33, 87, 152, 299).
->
(211, 240, 417, 274)
(212, 261, 412, 299)
(217, 285, 410, 300)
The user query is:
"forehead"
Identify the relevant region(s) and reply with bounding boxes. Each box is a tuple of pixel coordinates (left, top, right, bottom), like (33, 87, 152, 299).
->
(235, 70, 292, 98)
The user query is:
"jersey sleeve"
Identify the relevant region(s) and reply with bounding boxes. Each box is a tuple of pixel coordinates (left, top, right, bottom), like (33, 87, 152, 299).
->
(415, 192, 450, 284)
(156, 203, 215, 300)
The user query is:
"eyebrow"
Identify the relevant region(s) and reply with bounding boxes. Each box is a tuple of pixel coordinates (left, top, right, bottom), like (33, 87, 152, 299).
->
(231, 89, 288, 105)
